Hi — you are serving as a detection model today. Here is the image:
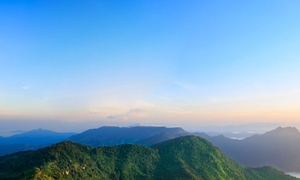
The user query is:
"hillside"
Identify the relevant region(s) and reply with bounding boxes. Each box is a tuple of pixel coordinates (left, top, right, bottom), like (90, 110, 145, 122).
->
(0, 136, 296, 180)
(203, 126, 300, 172)
(68, 126, 187, 146)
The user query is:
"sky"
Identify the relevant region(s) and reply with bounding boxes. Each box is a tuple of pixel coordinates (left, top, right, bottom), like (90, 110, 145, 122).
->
(1, 0, 300, 133)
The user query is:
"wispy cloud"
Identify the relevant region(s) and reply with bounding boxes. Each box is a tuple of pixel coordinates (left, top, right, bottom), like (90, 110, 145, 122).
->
(22, 86, 28, 90)
(127, 108, 143, 115)
(106, 108, 145, 120)
(173, 81, 197, 91)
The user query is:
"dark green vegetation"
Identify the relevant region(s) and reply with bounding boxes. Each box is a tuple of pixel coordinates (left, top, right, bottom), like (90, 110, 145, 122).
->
(68, 125, 300, 173)
(0, 136, 296, 180)
(69, 125, 300, 173)
(152, 136, 296, 180)
(0, 129, 76, 156)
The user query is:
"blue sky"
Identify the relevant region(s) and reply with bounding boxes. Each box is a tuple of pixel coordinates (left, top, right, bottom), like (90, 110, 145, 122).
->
(1, 0, 300, 132)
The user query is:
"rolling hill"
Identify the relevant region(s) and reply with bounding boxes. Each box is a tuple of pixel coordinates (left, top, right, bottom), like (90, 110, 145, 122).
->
(67, 125, 300, 173)
(0, 136, 296, 180)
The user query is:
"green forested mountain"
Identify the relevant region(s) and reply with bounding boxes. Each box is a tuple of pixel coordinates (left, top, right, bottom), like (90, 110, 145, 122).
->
(0, 136, 296, 180)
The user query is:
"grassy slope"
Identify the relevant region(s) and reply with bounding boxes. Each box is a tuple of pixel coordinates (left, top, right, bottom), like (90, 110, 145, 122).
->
(0, 136, 297, 180)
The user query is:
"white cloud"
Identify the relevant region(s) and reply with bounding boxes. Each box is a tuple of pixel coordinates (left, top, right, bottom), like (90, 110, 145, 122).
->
(127, 108, 143, 115)
(106, 108, 145, 120)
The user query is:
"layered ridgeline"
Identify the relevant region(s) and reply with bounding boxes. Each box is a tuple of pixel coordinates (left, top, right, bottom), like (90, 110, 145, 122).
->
(203, 126, 300, 172)
(68, 126, 188, 146)
(0, 129, 76, 156)
(0, 126, 183, 156)
(0, 136, 296, 180)
(4, 126, 299, 175)
(68, 125, 300, 173)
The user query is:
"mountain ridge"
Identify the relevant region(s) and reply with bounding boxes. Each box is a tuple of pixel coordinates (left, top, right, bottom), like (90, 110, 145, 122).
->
(0, 129, 76, 156)
(68, 126, 187, 146)
(203, 126, 300, 172)
(0, 136, 296, 180)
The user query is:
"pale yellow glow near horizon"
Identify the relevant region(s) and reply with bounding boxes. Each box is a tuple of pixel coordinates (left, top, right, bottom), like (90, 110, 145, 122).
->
(2, 106, 299, 126)
(1, 87, 300, 126)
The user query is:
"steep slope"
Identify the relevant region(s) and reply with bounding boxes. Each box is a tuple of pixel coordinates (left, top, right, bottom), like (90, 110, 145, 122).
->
(0, 136, 296, 180)
(152, 136, 295, 180)
(202, 126, 300, 172)
(152, 136, 248, 180)
(68, 126, 187, 146)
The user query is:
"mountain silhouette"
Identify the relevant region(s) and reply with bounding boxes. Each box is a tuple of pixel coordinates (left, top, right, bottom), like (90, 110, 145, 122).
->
(203, 126, 300, 172)
(68, 126, 187, 146)
(0, 136, 296, 180)
(0, 129, 76, 156)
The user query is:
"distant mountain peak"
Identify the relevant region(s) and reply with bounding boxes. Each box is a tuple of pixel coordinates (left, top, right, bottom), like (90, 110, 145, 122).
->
(277, 126, 298, 130)
(272, 126, 299, 133)
(31, 128, 50, 132)
(261, 126, 300, 138)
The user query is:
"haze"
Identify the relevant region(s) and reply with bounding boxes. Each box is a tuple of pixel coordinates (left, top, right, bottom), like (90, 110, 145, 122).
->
(1, 1, 300, 134)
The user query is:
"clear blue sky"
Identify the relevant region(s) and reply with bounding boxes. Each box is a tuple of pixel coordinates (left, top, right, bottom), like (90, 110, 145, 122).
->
(1, 0, 300, 132)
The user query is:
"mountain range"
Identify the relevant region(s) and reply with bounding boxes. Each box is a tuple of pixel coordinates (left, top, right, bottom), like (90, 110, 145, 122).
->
(68, 126, 187, 146)
(1, 125, 300, 174)
(68, 125, 300, 173)
(0, 136, 296, 180)
(0, 129, 76, 156)
(203, 126, 300, 172)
